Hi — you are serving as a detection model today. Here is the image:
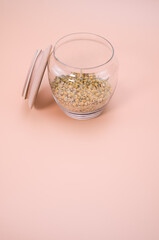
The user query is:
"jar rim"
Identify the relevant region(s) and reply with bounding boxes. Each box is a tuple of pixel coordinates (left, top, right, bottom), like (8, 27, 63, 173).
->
(53, 32, 114, 70)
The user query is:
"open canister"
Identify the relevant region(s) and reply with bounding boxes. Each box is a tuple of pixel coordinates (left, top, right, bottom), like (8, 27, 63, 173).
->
(22, 32, 118, 120)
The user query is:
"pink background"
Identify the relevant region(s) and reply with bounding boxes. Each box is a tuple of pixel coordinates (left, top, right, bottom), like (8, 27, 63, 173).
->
(0, 0, 159, 239)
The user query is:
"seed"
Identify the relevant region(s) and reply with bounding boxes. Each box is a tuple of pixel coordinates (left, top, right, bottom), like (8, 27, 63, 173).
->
(92, 89, 96, 94)
(79, 102, 84, 106)
(51, 72, 112, 113)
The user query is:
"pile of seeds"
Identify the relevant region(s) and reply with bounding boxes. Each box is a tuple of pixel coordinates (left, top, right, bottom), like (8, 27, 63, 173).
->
(50, 72, 112, 113)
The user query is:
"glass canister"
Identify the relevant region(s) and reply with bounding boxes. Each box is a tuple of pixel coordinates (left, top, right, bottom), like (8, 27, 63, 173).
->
(48, 33, 118, 120)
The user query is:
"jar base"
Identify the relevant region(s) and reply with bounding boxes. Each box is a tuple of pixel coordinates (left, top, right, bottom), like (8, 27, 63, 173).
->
(63, 108, 104, 120)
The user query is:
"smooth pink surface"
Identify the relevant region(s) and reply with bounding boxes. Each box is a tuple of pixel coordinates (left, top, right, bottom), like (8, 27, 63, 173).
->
(0, 0, 159, 239)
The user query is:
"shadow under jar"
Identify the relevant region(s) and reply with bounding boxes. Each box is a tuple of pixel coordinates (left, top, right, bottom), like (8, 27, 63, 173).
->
(48, 33, 118, 120)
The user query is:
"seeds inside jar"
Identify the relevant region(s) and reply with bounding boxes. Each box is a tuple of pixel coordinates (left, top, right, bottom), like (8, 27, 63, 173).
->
(50, 72, 112, 113)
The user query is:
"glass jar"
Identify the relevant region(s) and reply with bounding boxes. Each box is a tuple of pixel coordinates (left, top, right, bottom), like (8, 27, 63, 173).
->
(48, 33, 118, 120)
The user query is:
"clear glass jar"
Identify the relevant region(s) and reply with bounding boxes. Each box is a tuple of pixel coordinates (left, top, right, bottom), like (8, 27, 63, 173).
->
(48, 33, 118, 120)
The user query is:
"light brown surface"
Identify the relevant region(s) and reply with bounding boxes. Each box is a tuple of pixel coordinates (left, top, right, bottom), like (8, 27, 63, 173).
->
(0, 0, 159, 240)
